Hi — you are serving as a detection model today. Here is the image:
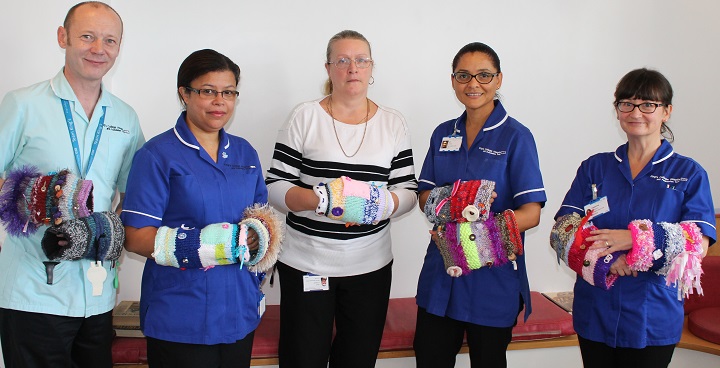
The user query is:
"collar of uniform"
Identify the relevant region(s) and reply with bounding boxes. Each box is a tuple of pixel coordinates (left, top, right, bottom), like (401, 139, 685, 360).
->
(613, 139, 674, 164)
(456, 100, 509, 133)
(49, 68, 114, 112)
(172, 112, 231, 152)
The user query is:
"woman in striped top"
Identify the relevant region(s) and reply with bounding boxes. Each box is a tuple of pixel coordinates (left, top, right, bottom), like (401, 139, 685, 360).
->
(265, 30, 418, 367)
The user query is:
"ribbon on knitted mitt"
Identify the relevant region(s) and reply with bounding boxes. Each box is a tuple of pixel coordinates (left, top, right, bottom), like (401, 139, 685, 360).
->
(315, 176, 394, 225)
(41, 211, 124, 262)
(0, 166, 93, 236)
(423, 179, 495, 225)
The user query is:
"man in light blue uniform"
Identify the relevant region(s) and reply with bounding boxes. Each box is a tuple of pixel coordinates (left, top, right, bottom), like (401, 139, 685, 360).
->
(0, 2, 144, 367)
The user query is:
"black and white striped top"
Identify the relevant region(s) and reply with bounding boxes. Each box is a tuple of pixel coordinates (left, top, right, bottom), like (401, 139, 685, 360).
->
(266, 99, 418, 276)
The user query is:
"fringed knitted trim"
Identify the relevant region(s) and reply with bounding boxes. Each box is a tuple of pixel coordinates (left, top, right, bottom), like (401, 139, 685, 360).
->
(0, 166, 41, 236)
(244, 203, 284, 273)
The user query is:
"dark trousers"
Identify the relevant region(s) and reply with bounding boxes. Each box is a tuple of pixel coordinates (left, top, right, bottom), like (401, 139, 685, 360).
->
(146, 331, 254, 368)
(413, 307, 514, 368)
(277, 261, 392, 368)
(0, 308, 113, 368)
(578, 335, 675, 368)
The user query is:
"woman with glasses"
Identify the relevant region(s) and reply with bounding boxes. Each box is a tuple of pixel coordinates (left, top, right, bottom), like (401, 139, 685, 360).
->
(551, 68, 715, 368)
(265, 30, 418, 367)
(120, 49, 276, 368)
(414, 42, 546, 368)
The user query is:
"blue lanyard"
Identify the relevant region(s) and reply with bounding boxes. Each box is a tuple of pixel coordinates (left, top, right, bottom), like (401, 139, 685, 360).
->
(61, 99, 106, 178)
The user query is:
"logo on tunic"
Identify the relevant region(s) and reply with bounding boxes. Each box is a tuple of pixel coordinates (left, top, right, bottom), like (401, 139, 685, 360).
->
(478, 147, 507, 156)
(222, 152, 228, 159)
(649, 175, 688, 184)
(104, 125, 130, 134)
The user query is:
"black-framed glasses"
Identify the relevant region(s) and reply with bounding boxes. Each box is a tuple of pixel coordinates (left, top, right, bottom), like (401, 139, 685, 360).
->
(615, 101, 666, 114)
(327, 57, 373, 69)
(184, 86, 239, 101)
(452, 71, 499, 84)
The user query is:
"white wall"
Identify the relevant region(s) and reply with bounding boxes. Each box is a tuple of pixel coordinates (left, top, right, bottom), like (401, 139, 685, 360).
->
(1, 1, 719, 367)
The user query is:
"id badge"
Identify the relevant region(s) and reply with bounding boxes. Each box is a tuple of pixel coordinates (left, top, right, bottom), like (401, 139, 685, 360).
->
(258, 295, 266, 317)
(584, 196, 610, 220)
(303, 274, 329, 292)
(439, 136, 462, 152)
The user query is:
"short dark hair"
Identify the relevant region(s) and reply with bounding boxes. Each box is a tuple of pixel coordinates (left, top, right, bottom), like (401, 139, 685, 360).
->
(614, 68, 674, 142)
(177, 49, 241, 108)
(64, 2, 123, 35)
(452, 42, 501, 72)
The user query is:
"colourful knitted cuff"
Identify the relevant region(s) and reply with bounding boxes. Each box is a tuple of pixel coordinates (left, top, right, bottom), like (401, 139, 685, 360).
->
(581, 247, 622, 290)
(153, 226, 180, 267)
(434, 225, 456, 273)
(0, 166, 43, 236)
(174, 227, 202, 269)
(484, 213, 508, 267)
(471, 220, 496, 267)
(458, 222, 482, 270)
(550, 213, 583, 265)
(656, 222, 686, 276)
(326, 177, 346, 221)
(41, 211, 124, 262)
(472, 180, 495, 221)
(313, 183, 329, 216)
(424, 185, 454, 224)
(503, 210, 523, 256)
(363, 184, 380, 224)
(198, 223, 237, 267)
(665, 222, 704, 300)
(568, 222, 595, 276)
(243, 203, 284, 273)
(627, 219, 655, 271)
(443, 222, 470, 275)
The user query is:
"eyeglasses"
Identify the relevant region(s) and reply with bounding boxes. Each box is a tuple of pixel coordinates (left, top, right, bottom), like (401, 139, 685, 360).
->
(452, 71, 499, 84)
(184, 86, 239, 101)
(327, 57, 373, 69)
(615, 101, 666, 114)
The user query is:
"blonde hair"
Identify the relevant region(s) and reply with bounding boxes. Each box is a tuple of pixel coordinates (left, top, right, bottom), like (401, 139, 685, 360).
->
(324, 30, 371, 95)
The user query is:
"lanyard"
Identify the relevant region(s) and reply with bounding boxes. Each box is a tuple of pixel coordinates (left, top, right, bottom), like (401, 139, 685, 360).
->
(61, 99, 106, 178)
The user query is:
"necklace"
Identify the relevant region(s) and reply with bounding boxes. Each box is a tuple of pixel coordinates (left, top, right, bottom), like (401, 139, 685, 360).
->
(327, 96, 370, 158)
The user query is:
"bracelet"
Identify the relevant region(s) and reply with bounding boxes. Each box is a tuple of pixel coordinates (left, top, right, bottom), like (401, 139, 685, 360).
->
(627, 220, 655, 271)
(313, 183, 329, 216)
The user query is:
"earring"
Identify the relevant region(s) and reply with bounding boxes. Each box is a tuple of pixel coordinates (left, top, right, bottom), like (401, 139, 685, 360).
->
(369, 76, 375, 85)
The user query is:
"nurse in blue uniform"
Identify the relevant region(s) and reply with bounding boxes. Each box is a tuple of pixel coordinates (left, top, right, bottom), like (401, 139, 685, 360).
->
(120, 49, 267, 368)
(414, 42, 546, 368)
(553, 68, 716, 368)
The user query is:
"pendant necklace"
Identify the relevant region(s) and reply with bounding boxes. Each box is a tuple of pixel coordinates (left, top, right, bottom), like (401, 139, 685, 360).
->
(327, 95, 370, 158)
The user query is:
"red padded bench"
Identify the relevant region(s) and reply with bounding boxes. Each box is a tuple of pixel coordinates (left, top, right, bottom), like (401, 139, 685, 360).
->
(112, 291, 575, 366)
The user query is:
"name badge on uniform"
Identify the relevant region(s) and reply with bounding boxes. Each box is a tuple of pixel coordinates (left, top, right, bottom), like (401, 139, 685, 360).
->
(439, 136, 462, 152)
(303, 274, 329, 292)
(584, 196, 610, 220)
